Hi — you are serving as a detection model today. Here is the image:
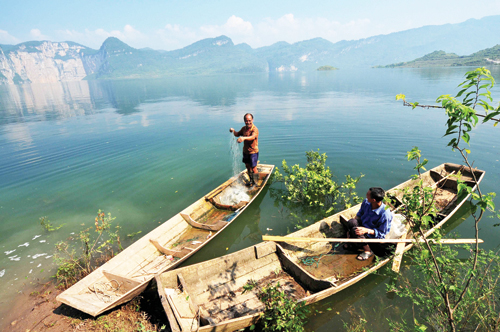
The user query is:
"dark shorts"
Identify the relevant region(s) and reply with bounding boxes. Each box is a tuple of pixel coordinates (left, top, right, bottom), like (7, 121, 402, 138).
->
(242, 152, 259, 168)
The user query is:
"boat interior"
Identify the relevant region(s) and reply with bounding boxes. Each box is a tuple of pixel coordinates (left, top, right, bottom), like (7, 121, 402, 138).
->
(161, 164, 274, 256)
(156, 241, 331, 330)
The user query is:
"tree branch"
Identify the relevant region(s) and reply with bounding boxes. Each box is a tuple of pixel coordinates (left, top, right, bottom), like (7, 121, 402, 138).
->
(401, 101, 500, 123)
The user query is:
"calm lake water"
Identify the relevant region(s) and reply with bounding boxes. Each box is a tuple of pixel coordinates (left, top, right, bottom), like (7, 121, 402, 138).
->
(0, 68, 499, 330)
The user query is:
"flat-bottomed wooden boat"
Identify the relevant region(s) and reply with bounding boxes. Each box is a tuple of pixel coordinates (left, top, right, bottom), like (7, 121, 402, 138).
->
(56, 164, 275, 316)
(155, 163, 484, 332)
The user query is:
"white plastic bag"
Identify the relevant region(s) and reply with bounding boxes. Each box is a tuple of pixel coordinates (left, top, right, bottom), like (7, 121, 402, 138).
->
(386, 213, 407, 239)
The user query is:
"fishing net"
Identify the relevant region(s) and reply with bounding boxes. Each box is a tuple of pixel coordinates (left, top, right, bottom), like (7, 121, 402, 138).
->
(299, 243, 341, 268)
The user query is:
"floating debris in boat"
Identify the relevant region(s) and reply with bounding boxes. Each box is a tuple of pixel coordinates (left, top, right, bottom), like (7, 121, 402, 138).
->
(18, 242, 29, 247)
(207, 231, 212, 239)
(172, 236, 200, 248)
(192, 241, 202, 245)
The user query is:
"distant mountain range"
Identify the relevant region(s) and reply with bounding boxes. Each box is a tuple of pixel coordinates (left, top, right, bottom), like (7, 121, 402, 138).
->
(2, 15, 500, 84)
(379, 45, 500, 68)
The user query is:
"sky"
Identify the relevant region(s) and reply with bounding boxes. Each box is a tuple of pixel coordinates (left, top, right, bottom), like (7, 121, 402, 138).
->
(2, 0, 500, 51)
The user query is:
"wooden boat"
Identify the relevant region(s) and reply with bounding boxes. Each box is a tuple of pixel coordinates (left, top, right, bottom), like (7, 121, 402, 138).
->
(155, 163, 485, 332)
(56, 164, 275, 316)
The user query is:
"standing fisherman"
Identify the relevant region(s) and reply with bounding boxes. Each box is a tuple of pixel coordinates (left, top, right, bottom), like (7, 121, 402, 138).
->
(229, 113, 259, 186)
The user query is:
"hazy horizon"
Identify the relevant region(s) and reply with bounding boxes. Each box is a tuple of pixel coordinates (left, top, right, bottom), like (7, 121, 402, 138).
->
(2, 1, 500, 51)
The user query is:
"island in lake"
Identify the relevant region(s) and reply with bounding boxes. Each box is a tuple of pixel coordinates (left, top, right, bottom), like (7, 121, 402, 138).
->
(317, 65, 338, 71)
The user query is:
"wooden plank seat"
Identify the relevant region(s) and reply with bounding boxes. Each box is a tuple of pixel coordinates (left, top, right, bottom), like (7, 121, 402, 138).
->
(206, 198, 248, 211)
(150, 239, 192, 258)
(180, 213, 228, 231)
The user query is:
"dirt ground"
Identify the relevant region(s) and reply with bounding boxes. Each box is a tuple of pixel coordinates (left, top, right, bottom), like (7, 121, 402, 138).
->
(2, 280, 168, 332)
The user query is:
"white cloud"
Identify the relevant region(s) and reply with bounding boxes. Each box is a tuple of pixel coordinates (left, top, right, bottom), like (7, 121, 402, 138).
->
(30, 29, 50, 40)
(55, 15, 374, 50)
(56, 25, 149, 49)
(0, 30, 20, 44)
(200, 15, 253, 37)
(155, 15, 254, 50)
(254, 15, 372, 46)
(154, 14, 373, 50)
(155, 24, 199, 50)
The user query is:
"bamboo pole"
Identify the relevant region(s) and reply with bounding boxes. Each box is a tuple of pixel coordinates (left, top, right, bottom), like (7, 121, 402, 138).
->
(262, 235, 483, 244)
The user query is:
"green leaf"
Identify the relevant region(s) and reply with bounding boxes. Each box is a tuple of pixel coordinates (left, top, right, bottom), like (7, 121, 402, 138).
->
(462, 132, 470, 144)
(483, 111, 500, 122)
(455, 88, 467, 97)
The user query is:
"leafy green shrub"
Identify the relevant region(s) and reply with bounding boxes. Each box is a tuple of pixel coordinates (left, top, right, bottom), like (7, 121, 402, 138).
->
(54, 210, 122, 288)
(271, 150, 363, 227)
(255, 283, 309, 332)
(39, 216, 65, 232)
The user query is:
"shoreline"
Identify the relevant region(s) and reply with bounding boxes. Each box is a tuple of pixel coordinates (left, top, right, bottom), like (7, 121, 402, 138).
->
(2, 278, 166, 331)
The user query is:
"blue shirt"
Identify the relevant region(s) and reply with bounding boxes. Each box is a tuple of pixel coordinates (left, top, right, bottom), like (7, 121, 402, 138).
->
(356, 199, 392, 239)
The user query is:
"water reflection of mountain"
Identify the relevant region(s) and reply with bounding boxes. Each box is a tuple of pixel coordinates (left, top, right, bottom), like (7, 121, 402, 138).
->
(0, 74, 272, 124)
(0, 81, 96, 126)
(2, 68, 499, 127)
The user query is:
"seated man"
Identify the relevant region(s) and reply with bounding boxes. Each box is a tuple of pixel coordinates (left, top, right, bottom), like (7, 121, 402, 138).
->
(345, 187, 392, 261)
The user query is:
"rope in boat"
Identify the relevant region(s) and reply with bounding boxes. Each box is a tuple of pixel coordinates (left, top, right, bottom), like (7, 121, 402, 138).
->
(91, 279, 122, 303)
(299, 243, 341, 268)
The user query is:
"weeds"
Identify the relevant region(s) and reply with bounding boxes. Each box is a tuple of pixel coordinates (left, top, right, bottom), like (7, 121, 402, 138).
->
(343, 307, 371, 332)
(271, 149, 363, 229)
(255, 282, 309, 332)
(39, 216, 65, 232)
(68, 297, 162, 332)
(53, 210, 122, 288)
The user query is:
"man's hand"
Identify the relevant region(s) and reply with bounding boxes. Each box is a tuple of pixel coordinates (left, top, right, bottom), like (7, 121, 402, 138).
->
(229, 128, 234, 133)
(354, 227, 373, 236)
(237, 137, 244, 143)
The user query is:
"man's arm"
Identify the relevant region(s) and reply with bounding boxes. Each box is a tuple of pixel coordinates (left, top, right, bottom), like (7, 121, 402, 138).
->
(237, 133, 257, 143)
(355, 214, 391, 239)
(229, 128, 241, 137)
(237, 128, 258, 143)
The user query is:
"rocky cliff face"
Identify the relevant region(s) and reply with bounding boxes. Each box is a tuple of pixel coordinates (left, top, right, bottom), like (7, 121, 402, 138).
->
(0, 41, 98, 85)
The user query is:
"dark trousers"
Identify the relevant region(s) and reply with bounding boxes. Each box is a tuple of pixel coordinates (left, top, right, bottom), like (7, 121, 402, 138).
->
(347, 218, 366, 239)
(346, 218, 366, 250)
(346, 218, 393, 256)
